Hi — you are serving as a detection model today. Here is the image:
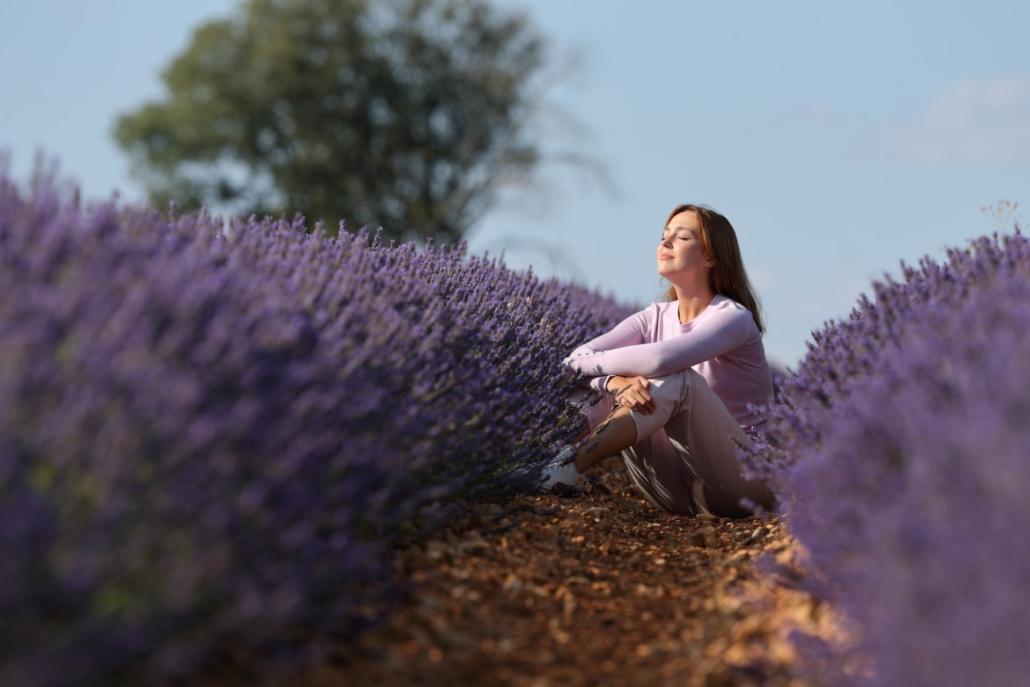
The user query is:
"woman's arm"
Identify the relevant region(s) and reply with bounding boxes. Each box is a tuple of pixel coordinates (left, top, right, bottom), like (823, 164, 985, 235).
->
(564, 306, 752, 380)
(562, 307, 651, 392)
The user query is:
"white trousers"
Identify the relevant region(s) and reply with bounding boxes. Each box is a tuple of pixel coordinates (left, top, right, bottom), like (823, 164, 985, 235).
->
(570, 369, 774, 518)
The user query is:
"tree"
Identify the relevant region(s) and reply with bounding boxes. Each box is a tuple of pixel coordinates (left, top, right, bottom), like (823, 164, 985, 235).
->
(114, 0, 557, 244)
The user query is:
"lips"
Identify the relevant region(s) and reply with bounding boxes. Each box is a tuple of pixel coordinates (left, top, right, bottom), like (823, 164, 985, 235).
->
(659, 254, 674, 260)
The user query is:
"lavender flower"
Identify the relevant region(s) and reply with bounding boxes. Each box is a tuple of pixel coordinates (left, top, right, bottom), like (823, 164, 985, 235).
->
(0, 164, 633, 685)
(743, 227, 1029, 686)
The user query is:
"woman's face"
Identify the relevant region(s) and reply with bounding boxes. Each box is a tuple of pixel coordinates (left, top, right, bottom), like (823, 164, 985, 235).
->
(657, 210, 712, 283)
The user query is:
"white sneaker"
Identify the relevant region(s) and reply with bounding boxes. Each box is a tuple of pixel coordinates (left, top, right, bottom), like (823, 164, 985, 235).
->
(539, 445, 584, 492)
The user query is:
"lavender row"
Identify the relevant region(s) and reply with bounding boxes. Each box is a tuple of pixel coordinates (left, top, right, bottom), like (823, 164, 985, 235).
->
(0, 167, 632, 686)
(744, 228, 1029, 685)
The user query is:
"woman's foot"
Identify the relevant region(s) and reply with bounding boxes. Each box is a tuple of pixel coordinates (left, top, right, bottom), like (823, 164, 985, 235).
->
(539, 445, 584, 492)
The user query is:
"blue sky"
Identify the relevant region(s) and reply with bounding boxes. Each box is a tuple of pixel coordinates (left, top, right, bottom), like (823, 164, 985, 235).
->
(3, 1, 1028, 366)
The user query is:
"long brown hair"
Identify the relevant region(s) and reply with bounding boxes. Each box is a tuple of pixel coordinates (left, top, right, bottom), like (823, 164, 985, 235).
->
(661, 203, 765, 334)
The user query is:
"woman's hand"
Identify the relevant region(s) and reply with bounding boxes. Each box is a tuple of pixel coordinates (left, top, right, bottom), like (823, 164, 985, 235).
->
(605, 375, 655, 414)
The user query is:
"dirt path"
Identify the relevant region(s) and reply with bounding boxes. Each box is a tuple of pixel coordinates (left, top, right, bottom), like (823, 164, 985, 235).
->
(293, 459, 847, 687)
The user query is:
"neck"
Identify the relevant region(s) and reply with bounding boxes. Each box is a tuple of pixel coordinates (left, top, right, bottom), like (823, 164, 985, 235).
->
(673, 286, 716, 324)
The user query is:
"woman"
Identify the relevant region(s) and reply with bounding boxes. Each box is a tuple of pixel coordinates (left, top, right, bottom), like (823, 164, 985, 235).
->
(543, 203, 775, 518)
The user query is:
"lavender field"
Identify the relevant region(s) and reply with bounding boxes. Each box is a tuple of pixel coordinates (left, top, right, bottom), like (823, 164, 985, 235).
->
(2, 164, 1027, 686)
(0, 168, 631, 685)
(744, 224, 1029, 684)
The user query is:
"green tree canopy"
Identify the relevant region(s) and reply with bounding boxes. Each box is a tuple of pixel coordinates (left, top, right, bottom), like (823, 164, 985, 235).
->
(114, 0, 554, 244)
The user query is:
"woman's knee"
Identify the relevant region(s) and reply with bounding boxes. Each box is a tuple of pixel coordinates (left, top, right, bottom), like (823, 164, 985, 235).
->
(626, 382, 679, 441)
(649, 368, 705, 388)
(645, 368, 704, 408)
(617, 370, 703, 440)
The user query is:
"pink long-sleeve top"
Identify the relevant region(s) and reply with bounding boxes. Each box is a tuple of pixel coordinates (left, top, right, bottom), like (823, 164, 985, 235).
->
(561, 295, 774, 428)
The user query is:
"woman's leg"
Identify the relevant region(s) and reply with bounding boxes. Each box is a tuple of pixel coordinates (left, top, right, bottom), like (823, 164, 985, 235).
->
(563, 383, 701, 515)
(607, 370, 774, 517)
(570, 405, 638, 472)
(618, 433, 700, 515)
(564, 387, 642, 472)
(644, 369, 774, 517)
(614, 373, 701, 514)
(679, 373, 775, 516)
